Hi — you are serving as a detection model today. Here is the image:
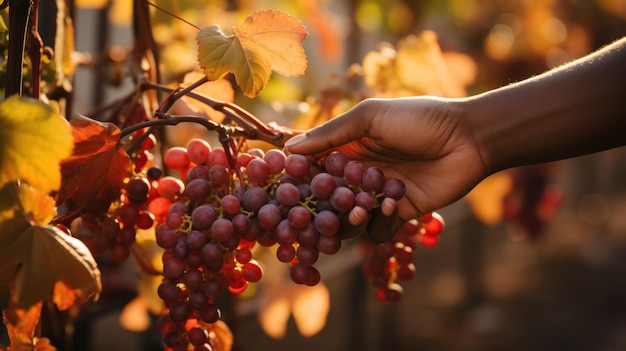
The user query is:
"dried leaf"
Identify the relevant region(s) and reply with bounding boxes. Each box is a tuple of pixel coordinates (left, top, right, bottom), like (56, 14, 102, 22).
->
(197, 10, 308, 97)
(0, 96, 73, 192)
(0, 224, 101, 310)
(57, 115, 131, 213)
(3, 300, 43, 351)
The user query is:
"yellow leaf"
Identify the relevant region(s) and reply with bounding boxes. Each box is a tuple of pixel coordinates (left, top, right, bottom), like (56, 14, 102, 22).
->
(3, 300, 43, 351)
(0, 225, 101, 310)
(0, 96, 73, 192)
(197, 10, 308, 97)
(16, 182, 57, 226)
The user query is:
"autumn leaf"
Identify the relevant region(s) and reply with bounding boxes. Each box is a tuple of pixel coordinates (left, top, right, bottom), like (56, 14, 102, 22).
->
(3, 300, 43, 351)
(197, 10, 308, 97)
(57, 115, 131, 213)
(0, 95, 73, 193)
(0, 224, 101, 310)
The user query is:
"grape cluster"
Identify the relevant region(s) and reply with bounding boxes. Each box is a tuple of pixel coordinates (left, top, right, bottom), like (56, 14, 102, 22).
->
(80, 131, 158, 261)
(363, 212, 444, 302)
(148, 138, 412, 349)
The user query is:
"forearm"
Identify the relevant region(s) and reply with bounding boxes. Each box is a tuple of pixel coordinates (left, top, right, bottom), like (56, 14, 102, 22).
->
(468, 37, 626, 174)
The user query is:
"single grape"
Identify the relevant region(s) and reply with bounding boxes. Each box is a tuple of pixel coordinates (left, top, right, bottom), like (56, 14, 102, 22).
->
(232, 213, 251, 234)
(185, 178, 212, 203)
(362, 167, 385, 193)
(329, 186, 355, 212)
(220, 194, 241, 215)
(186, 230, 207, 250)
(284, 154, 310, 178)
(275, 219, 297, 245)
(242, 260, 263, 282)
(324, 151, 349, 177)
(276, 244, 296, 263)
(242, 186, 269, 213)
(275, 183, 300, 206)
(211, 218, 234, 242)
(382, 178, 406, 200)
(187, 326, 209, 347)
(201, 242, 224, 272)
(297, 224, 320, 247)
(186, 138, 212, 165)
(313, 210, 340, 236)
(310, 173, 335, 199)
(164, 147, 190, 171)
(156, 223, 178, 248)
(354, 191, 376, 211)
(296, 246, 319, 266)
(198, 304, 221, 323)
(126, 177, 151, 204)
(191, 204, 217, 230)
(287, 205, 311, 229)
(257, 203, 282, 230)
(118, 204, 140, 225)
(263, 149, 286, 175)
(344, 160, 366, 185)
(208, 148, 228, 167)
(162, 254, 186, 280)
(157, 176, 185, 199)
(209, 164, 230, 186)
(147, 166, 163, 180)
(118, 226, 137, 245)
(136, 211, 155, 229)
(246, 158, 270, 184)
(186, 165, 210, 182)
(317, 235, 341, 255)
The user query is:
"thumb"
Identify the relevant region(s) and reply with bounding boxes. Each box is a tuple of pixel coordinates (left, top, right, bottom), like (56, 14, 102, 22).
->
(284, 101, 372, 155)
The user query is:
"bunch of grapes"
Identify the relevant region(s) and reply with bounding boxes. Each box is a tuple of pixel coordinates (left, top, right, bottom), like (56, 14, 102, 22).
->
(80, 130, 158, 261)
(145, 137, 418, 349)
(363, 212, 444, 302)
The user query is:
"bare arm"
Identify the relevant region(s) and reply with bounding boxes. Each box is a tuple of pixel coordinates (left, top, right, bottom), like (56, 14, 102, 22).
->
(471, 37, 626, 174)
(286, 37, 626, 219)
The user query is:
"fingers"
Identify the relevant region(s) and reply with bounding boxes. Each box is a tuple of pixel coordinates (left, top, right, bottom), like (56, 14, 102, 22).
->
(284, 101, 373, 155)
(337, 206, 369, 240)
(365, 197, 400, 243)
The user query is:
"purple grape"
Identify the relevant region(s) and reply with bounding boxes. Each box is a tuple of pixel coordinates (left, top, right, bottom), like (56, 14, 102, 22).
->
(287, 205, 312, 229)
(314, 210, 340, 236)
(185, 178, 211, 202)
(275, 182, 301, 206)
(383, 178, 406, 200)
(263, 149, 286, 175)
(257, 203, 282, 230)
(330, 186, 355, 212)
(211, 217, 234, 242)
(275, 219, 297, 245)
(284, 154, 310, 178)
(344, 160, 365, 185)
(246, 158, 270, 184)
(362, 167, 385, 193)
(242, 186, 269, 213)
(324, 151, 349, 177)
(191, 204, 217, 230)
(310, 172, 335, 199)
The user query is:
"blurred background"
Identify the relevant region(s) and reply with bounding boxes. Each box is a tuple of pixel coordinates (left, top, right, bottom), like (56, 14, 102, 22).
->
(37, 0, 626, 350)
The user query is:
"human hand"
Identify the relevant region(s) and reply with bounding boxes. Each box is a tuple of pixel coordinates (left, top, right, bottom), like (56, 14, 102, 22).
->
(285, 96, 488, 222)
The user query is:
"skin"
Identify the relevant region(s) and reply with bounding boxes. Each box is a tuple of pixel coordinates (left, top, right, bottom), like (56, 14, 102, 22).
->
(285, 36, 626, 224)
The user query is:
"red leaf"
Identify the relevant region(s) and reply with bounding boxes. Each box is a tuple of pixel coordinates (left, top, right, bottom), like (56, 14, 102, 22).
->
(57, 115, 131, 213)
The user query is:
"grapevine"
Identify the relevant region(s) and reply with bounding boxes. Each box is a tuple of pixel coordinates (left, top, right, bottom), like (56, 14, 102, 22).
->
(0, 4, 449, 351)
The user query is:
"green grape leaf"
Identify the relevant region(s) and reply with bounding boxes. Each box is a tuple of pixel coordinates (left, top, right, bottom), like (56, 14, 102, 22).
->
(0, 95, 73, 192)
(197, 10, 308, 98)
(57, 115, 131, 213)
(0, 223, 101, 310)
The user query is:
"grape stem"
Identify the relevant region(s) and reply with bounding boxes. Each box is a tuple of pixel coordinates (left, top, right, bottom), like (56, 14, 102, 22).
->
(140, 78, 294, 146)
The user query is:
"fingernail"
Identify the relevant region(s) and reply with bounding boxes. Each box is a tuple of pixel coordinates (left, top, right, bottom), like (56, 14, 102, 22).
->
(381, 198, 396, 216)
(284, 133, 306, 148)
